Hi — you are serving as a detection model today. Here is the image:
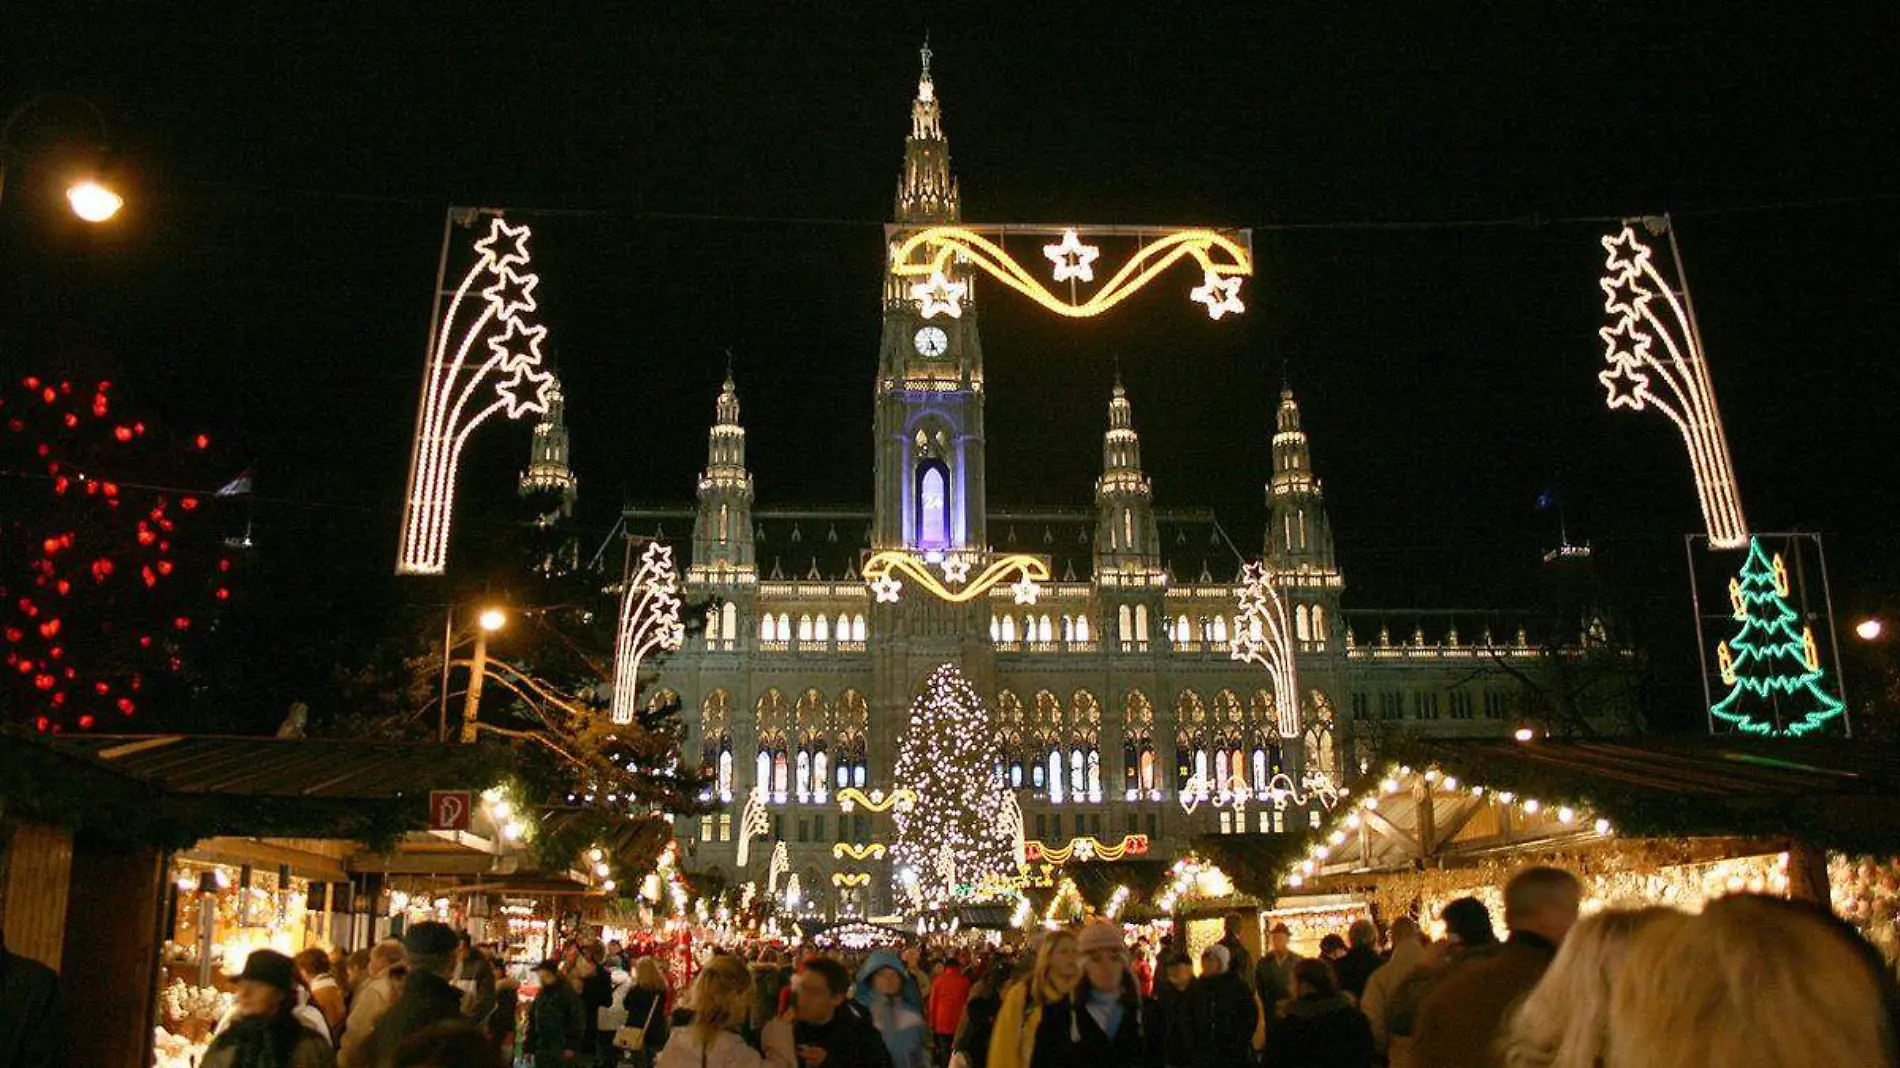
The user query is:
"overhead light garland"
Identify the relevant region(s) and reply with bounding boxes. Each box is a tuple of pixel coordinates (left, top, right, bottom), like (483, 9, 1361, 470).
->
(833, 842, 888, 861)
(398, 214, 557, 575)
(1594, 219, 1747, 549)
(1024, 834, 1150, 864)
(890, 664, 1017, 909)
(861, 550, 1048, 605)
(890, 224, 1252, 320)
(837, 787, 917, 814)
(608, 541, 684, 724)
(1709, 537, 1845, 737)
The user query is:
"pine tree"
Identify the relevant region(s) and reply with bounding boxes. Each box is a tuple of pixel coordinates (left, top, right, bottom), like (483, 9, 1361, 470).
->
(891, 663, 1015, 910)
(1710, 537, 1845, 737)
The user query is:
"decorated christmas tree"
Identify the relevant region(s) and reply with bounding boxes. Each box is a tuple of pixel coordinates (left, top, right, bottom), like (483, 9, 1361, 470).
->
(1710, 537, 1845, 737)
(890, 663, 1016, 910)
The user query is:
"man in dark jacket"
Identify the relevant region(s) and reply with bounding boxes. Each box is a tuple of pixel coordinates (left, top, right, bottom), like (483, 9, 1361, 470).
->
(526, 959, 586, 1067)
(363, 921, 465, 1067)
(1146, 953, 1196, 1068)
(1215, 913, 1255, 991)
(766, 957, 894, 1068)
(0, 934, 57, 1068)
(1186, 946, 1257, 1068)
(1263, 960, 1373, 1068)
(1331, 921, 1383, 1002)
(951, 958, 1011, 1068)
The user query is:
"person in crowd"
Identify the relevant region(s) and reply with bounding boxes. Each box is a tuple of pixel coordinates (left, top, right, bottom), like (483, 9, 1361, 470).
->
(1414, 867, 1583, 1068)
(525, 959, 586, 1067)
(660, 955, 789, 1068)
(857, 951, 930, 1068)
(1020, 922, 1149, 1068)
(1332, 922, 1382, 1002)
(339, 940, 407, 1068)
(1262, 959, 1372, 1068)
(1253, 923, 1301, 1014)
(987, 929, 1081, 1068)
(1383, 896, 1498, 1067)
(751, 950, 791, 1045)
(1147, 952, 1196, 1068)
(346, 948, 375, 998)
(202, 949, 337, 1068)
(332, 951, 356, 1005)
(1216, 913, 1255, 990)
(1316, 936, 1347, 964)
(619, 956, 673, 1068)
(1500, 907, 1679, 1068)
(903, 946, 934, 1002)
(763, 956, 891, 1068)
(607, 941, 629, 971)
(951, 958, 1015, 1068)
(1606, 894, 1897, 1068)
(1186, 945, 1259, 1068)
(579, 944, 620, 1065)
(454, 933, 499, 1027)
(1357, 916, 1425, 1057)
(926, 955, 973, 1068)
(361, 921, 466, 1066)
(297, 948, 349, 1037)
(390, 1019, 507, 1068)
(0, 931, 58, 1068)
(1129, 942, 1155, 998)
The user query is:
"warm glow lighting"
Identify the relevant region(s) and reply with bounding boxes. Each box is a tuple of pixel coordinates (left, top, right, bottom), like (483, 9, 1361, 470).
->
(862, 550, 1049, 605)
(1514, 727, 1536, 742)
(66, 180, 123, 222)
(1595, 223, 1747, 549)
(478, 607, 507, 633)
(398, 216, 555, 575)
(608, 542, 684, 724)
(891, 224, 1252, 320)
(1856, 618, 1883, 641)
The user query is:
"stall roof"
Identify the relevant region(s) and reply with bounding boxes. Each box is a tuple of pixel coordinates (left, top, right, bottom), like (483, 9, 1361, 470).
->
(50, 734, 492, 798)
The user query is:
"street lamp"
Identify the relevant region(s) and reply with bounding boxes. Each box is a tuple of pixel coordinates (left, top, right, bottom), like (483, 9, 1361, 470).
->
(479, 607, 508, 633)
(461, 606, 508, 743)
(1, 94, 124, 222)
(1856, 618, 1884, 642)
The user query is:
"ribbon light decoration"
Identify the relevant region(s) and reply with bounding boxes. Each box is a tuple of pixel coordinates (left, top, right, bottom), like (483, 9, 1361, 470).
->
(1595, 220, 1748, 549)
(398, 215, 556, 574)
(889, 225, 1253, 321)
(608, 542, 685, 724)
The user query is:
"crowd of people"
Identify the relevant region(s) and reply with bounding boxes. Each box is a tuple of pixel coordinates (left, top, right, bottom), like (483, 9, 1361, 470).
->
(186, 867, 1900, 1068)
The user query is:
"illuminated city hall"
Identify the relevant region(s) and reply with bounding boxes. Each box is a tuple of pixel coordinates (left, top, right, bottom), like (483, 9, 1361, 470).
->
(600, 49, 1631, 917)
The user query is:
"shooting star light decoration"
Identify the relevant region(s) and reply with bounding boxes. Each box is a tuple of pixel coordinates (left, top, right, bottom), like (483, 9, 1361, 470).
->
(1232, 561, 1302, 737)
(398, 215, 556, 574)
(1595, 220, 1748, 549)
(609, 542, 685, 724)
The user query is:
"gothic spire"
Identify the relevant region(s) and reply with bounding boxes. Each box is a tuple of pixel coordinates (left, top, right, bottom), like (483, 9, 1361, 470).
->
(691, 371, 756, 584)
(1095, 378, 1160, 581)
(895, 39, 958, 223)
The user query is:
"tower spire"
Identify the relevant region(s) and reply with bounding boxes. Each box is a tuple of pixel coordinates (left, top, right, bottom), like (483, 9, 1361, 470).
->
(895, 37, 957, 222)
(690, 371, 756, 584)
(519, 375, 577, 512)
(1095, 378, 1161, 582)
(1265, 384, 1344, 645)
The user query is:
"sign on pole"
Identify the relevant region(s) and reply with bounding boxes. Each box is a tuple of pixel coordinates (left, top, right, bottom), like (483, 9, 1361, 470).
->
(429, 790, 473, 832)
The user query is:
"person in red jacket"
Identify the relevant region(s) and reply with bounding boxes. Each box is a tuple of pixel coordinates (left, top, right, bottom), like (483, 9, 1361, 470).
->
(925, 957, 972, 1068)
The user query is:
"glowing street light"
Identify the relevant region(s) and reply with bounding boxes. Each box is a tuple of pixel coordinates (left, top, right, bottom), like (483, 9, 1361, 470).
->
(64, 178, 122, 222)
(478, 607, 508, 632)
(461, 606, 509, 743)
(1856, 618, 1883, 642)
(1513, 727, 1536, 742)
(1, 94, 124, 223)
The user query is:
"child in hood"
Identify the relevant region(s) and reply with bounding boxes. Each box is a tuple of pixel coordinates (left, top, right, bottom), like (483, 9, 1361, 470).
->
(857, 951, 930, 1068)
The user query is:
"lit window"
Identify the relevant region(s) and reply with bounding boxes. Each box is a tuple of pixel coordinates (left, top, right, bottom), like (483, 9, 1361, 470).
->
(815, 615, 830, 643)
(917, 462, 950, 550)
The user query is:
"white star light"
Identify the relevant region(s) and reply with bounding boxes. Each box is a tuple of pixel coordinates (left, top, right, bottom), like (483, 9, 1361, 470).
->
(1043, 229, 1100, 283)
(1601, 226, 1653, 279)
(1010, 575, 1041, 605)
(472, 217, 532, 271)
(870, 574, 903, 603)
(912, 270, 968, 319)
(1191, 269, 1246, 319)
(941, 558, 971, 585)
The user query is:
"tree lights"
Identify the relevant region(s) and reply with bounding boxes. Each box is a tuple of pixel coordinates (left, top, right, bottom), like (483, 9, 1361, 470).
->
(397, 214, 557, 575)
(890, 664, 1016, 909)
(890, 224, 1252, 321)
(860, 550, 1048, 605)
(608, 542, 684, 725)
(1709, 538, 1846, 737)
(1595, 220, 1747, 549)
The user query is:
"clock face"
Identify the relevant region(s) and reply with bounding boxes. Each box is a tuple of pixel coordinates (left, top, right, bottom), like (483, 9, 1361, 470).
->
(914, 326, 949, 358)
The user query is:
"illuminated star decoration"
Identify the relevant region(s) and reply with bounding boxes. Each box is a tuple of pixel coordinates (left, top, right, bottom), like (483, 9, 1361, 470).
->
(398, 214, 558, 575)
(1043, 228, 1100, 283)
(1592, 222, 1747, 549)
(1231, 561, 1302, 737)
(861, 550, 1050, 605)
(912, 270, 968, 319)
(1190, 268, 1246, 320)
(940, 557, 971, 585)
(870, 574, 903, 603)
(608, 541, 684, 725)
(1010, 575, 1041, 605)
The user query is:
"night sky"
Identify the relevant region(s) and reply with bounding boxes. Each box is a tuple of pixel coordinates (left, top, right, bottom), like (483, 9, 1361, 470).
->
(4, 5, 1897, 728)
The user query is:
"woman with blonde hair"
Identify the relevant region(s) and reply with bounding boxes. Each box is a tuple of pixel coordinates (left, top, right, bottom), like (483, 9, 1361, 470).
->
(1502, 906, 1681, 1068)
(619, 957, 673, 1068)
(656, 955, 788, 1068)
(987, 930, 1082, 1068)
(1606, 894, 1897, 1068)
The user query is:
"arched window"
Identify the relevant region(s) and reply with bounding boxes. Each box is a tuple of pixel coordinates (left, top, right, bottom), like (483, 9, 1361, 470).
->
(1211, 616, 1229, 643)
(1123, 510, 1134, 547)
(990, 616, 1000, 641)
(917, 461, 950, 550)
(772, 753, 789, 795)
(1075, 615, 1090, 642)
(1193, 748, 1209, 790)
(1038, 615, 1053, 643)
(1048, 751, 1064, 802)
(1070, 749, 1085, 794)
(1252, 748, 1268, 792)
(1213, 749, 1231, 789)
(1311, 604, 1327, 649)
(1031, 758, 1046, 791)
(1118, 605, 1133, 641)
(1001, 616, 1017, 643)
(760, 615, 776, 642)
(721, 602, 737, 643)
(854, 763, 866, 787)
(1135, 605, 1149, 642)
(797, 615, 813, 643)
(836, 761, 850, 789)
(778, 613, 790, 640)
(795, 750, 812, 797)
(707, 606, 721, 641)
(814, 615, 829, 643)
(1296, 604, 1311, 642)
(755, 751, 770, 792)
(1009, 758, 1024, 789)
(1139, 749, 1157, 792)
(718, 502, 730, 540)
(1174, 615, 1190, 643)
(1061, 616, 1073, 642)
(1087, 750, 1101, 796)
(718, 748, 734, 795)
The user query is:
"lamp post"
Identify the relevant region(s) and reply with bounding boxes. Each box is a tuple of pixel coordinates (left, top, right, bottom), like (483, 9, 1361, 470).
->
(0, 93, 124, 221)
(460, 607, 507, 743)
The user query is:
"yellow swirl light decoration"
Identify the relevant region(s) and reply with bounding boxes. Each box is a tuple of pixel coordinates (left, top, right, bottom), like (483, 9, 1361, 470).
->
(890, 225, 1253, 320)
(833, 843, 888, 861)
(862, 550, 1050, 605)
(831, 872, 872, 888)
(837, 787, 917, 814)
(1024, 833, 1152, 865)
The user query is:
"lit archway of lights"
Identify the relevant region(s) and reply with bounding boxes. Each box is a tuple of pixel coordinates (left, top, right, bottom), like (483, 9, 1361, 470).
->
(609, 542, 684, 725)
(1596, 222, 1748, 549)
(398, 216, 556, 575)
(861, 550, 1049, 605)
(1231, 561, 1301, 736)
(889, 225, 1252, 321)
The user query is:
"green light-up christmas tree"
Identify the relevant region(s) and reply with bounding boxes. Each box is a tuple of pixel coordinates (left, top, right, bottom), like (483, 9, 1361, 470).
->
(1710, 537, 1845, 737)
(890, 663, 1015, 910)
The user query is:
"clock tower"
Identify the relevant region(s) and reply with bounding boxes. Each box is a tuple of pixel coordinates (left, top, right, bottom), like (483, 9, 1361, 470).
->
(873, 42, 987, 554)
